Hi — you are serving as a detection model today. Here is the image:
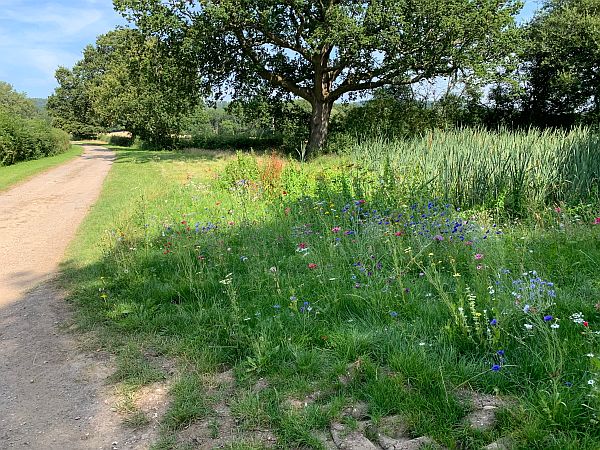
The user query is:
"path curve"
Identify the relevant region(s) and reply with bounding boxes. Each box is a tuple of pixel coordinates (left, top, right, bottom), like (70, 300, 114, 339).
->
(0, 147, 157, 449)
(0, 146, 114, 307)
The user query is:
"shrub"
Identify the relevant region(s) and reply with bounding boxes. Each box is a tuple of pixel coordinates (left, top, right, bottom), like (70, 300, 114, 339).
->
(107, 135, 134, 147)
(0, 110, 71, 166)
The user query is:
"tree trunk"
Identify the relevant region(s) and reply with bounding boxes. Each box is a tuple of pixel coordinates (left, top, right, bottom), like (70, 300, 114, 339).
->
(308, 100, 333, 152)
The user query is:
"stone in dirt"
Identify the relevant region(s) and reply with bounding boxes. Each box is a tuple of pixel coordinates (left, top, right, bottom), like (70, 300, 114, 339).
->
(378, 434, 436, 450)
(330, 422, 379, 450)
(460, 391, 505, 431)
(342, 402, 370, 420)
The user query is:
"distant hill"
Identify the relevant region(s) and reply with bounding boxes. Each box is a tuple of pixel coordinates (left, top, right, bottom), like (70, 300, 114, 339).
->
(31, 98, 47, 112)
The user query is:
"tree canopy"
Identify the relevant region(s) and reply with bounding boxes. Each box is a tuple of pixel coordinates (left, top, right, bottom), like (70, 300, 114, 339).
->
(115, 0, 522, 150)
(522, 0, 600, 126)
(48, 27, 202, 144)
(0, 82, 40, 120)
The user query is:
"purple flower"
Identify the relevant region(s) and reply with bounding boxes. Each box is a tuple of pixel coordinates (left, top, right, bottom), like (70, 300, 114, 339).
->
(490, 318, 498, 326)
(544, 315, 553, 322)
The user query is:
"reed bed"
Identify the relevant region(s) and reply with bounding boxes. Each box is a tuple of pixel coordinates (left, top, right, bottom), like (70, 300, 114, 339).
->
(347, 128, 600, 211)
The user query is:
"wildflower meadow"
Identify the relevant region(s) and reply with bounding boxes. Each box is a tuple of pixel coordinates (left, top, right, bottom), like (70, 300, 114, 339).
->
(63, 134, 600, 449)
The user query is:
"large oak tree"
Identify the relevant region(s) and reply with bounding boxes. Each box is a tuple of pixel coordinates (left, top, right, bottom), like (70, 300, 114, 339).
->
(115, 0, 521, 150)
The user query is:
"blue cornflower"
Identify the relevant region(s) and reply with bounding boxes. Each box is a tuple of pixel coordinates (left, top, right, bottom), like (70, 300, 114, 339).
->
(390, 311, 398, 318)
(491, 364, 501, 372)
(544, 315, 553, 322)
(497, 350, 505, 356)
(490, 318, 498, 326)
(273, 304, 281, 309)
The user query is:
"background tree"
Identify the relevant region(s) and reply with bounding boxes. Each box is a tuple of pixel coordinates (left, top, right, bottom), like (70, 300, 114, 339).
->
(115, 0, 522, 151)
(90, 28, 202, 147)
(520, 0, 600, 126)
(0, 82, 41, 120)
(47, 47, 105, 138)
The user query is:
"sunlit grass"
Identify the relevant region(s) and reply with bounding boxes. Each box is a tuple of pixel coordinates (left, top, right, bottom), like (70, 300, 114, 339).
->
(0, 144, 83, 191)
(61, 136, 600, 448)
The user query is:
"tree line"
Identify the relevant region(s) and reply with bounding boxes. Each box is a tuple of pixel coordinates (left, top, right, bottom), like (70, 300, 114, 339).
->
(47, 0, 599, 152)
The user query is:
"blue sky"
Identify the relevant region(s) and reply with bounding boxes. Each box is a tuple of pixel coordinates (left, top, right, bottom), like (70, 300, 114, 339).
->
(0, 0, 542, 99)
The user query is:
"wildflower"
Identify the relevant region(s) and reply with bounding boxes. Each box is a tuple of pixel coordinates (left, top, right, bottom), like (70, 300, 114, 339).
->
(477, 265, 484, 270)
(588, 379, 595, 386)
(491, 364, 501, 372)
(586, 353, 595, 357)
(554, 207, 561, 213)
(475, 254, 484, 260)
(551, 323, 560, 329)
(523, 304, 530, 313)
(308, 263, 317, 269)
(594, 217, 600, 225)
(354, 283, 361, 289)
(570, 312, 585, 324)
(524, 323, 533, 330)
(390, 311, 398, 318)
(240, 256, 248, 262)
(497, 350, 505, 356)
(269, 266, 277, 273)
(544, 315, 553, 322)
(565, 381, 573, 387)
(331, 226, 341, 233)
(490, 318, 498, 326)
(297, 242, 308, 249)
(419, 342, 426, 346)
(344, 230, 355, 235)
(584, 321, 589, 327)
(273, 304, 281, 309)
(433, 235, 444, 241)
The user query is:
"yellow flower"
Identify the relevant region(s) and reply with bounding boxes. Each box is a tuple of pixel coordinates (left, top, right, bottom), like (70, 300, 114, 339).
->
(453, 273, 461, 278)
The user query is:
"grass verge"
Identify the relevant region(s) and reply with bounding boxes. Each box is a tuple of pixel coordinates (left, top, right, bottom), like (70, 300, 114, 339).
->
(0, 144, 83, 191)
(61, 144, 600, 449)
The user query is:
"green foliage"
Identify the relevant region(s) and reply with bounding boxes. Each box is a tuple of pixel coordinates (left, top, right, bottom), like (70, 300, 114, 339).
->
(115, 0, 521, 150)
(0, 81, 40, 119)
(518, 0, 600, 126)
(347, 128, 600, 213)
(47, 62, 104, 139)
(62, 144, 600, 447)
(106, 135, 135, 147)
(0, 109, 71, 166)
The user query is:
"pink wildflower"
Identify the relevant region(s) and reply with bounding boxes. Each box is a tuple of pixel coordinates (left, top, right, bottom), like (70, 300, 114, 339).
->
(475, 253, 484, 260)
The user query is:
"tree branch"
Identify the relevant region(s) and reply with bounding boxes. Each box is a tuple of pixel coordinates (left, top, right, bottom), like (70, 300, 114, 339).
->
(233, 30, 312, 101)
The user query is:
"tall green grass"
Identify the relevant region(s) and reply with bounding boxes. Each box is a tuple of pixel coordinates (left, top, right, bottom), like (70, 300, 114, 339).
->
(61, 144, 600, 448)
(347, 128, 600, 212)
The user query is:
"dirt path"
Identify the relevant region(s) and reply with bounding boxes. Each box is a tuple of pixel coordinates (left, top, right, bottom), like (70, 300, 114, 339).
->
(0, 147, 157, 449)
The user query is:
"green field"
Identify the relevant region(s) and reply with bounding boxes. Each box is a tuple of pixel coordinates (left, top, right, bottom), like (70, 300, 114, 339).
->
(62, 133, 600, 449)
(0, 145, 83, 191)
